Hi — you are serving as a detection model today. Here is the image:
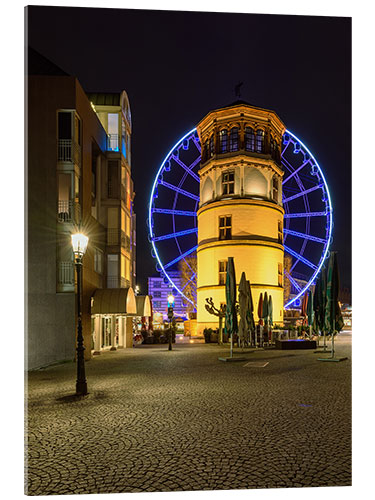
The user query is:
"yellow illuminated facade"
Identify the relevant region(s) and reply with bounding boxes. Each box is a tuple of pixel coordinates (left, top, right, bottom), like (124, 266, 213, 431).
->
(196, 102, 286, 334)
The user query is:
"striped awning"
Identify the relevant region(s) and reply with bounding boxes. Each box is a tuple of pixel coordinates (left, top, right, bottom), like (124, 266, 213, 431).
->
(91, 287, 137, 315)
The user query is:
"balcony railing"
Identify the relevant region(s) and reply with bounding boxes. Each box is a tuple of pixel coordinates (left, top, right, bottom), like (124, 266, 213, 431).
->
(107, 229, 128, 248)
(58, 139, 81, 165)
(107, 134, 119, 152)
(107, 276, 129, 288)
(57, 200, 81, 223)
(57, 261, 75, 286)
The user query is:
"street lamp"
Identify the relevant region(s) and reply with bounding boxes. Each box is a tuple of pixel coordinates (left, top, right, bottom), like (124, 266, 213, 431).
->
(167, 293, 175, 351)
(71, 232, 89, 395)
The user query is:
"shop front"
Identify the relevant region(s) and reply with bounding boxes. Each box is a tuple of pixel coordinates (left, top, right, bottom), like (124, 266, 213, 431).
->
(91, 287, 137, 353)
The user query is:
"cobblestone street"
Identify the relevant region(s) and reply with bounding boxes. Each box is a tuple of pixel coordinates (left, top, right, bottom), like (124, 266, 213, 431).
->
(25, 333, 351, 495)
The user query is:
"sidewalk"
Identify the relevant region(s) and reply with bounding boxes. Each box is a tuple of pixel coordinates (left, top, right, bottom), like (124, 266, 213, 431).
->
(26, 335, 351, 495)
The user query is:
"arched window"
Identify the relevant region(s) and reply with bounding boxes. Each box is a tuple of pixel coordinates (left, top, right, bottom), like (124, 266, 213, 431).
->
(256, 129, 265, 153)
(203, 140, 209, 162)
(272, 176, 278, 202)
(220, 129, 228, 153)
(270, 136, 275, 158)
(209, 134, 214, 157)
(229, 127, 239, 152)
(245, 126, 255, 151)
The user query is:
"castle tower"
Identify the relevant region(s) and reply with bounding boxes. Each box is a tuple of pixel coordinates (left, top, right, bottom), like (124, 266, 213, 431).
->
(196, 101, 286, 334)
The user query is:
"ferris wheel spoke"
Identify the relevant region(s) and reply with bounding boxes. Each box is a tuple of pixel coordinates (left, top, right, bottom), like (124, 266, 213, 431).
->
(164, 245, 198, 270)
(181, 272, 196, 292)
(285, 271, 303, 293)
(172, 155, 200, 183)
(152, 227, 198, 242)
(152, 208, 196, 216)
(283, 184, 323, 204)
(284, 229, 326, 244)
(192, 135, 201, 153)
(282, 159, 310, 184)
(159, 179, 200, 201)
(284, 244, 318, 270)
(284, 211, 327, 219)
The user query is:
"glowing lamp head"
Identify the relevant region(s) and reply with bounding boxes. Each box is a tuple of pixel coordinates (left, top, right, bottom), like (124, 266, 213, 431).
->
(71, 233, 89, 258)
(167, 294, 175, 306)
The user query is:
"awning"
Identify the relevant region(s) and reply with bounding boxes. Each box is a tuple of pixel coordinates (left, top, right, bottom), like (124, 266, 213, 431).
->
(91, 287, 137, 315)
(135, 295, 152, 317)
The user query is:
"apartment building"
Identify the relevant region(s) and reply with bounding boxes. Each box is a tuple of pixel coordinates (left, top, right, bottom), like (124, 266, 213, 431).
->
(27, 48, 146, 370)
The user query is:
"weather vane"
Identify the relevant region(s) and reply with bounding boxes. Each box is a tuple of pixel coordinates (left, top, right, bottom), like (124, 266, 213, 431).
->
(234, 81, 244, 99)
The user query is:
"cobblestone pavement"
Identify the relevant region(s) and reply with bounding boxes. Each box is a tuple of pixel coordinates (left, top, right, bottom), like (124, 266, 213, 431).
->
(26, 332, 351, 495)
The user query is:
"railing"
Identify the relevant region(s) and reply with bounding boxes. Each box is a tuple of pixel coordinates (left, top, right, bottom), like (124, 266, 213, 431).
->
(107, 276, 129, 289)
(58, 140, 81, 165)
(57, 261, 75, 286)
(107, 134, 119, 151)
(107, 229, 128, 249)
(57, 200, 81, 223)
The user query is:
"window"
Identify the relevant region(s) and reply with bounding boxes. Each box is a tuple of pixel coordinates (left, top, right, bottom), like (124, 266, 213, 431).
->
(108, 113, 119, 151)
(107, 254, 119, 288)
(58, 112, 72, 140)
(219, 216, 232, 240)
(219, 260, 228, 285)
(94, 248, 103, 274)
(222, 171, 235, 195)
(245, 127, 255, 151)
(220, 129, 228, 153)
(153, 291, 162, 298)
(273, 176, 279, 202)
(229, 127, 239, 152)
(256, 129, 265, 153)
(203, 140, 210, 162)
(108, 160, 118, 198)
(153, 280, 162, 288)
(278, 262, 283, 286)
(209, 135, 214, 156)
(153, 301, 161, 308)
(278, 220, 283, 243)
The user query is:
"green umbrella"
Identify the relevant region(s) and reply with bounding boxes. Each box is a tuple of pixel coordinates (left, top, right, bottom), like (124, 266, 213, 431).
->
(246, 280, 256, 345)
(238, 272, 249, 347)
(268, 295, 273, 326)
(319, 252, 346, 362)
(324, 252, 344, 335)
(262, 291, 269, 345)
(225, 257, 237, 357)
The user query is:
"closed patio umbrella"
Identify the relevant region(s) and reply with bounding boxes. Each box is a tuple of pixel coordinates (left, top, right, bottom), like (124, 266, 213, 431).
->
(238, 272, 249, 347)
(262, 291, 269, 344)
(225, 257, 238, 358)
(246, 280, 256, 345)
(307, 289, 314, 340)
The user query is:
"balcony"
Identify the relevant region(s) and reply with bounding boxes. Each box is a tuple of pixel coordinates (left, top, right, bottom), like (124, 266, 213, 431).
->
(58, 139, 81, 165)
(107, 229, 128, 248)
(57, 200, 81, 224)
(107, 276, 130, 288)
(57, 261, 75, 286)
(107, 134, 119, 152)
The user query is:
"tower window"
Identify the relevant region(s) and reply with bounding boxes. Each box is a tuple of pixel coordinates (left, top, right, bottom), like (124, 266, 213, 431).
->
(278, 262, 283, 286)
(278, 220, 283, 243)
(209, 135, 214, 156)
(220, 129, 228, 153)
(273, 176, 279, 202)
(229, 127, 239, 152)
(218, 260, 228, 285)
(222, 171, 235, 195)
(219, 215, 232, 240)
(245, 127, 255, 152)
(256, 129, 265, 153)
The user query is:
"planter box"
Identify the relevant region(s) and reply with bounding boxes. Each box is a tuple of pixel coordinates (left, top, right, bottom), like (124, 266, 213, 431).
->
(275, 339, 317, 350)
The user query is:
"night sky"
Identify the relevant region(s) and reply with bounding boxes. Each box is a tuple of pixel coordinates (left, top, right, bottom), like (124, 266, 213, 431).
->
(27, 6, 351, 293)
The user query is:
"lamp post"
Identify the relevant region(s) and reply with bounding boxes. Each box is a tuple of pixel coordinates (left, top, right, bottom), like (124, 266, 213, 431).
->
(167, 293, 175, 351)
(71, 232, 89, 396)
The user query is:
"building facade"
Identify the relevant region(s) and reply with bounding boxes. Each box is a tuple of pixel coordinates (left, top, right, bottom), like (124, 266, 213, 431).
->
(148, 271, 189, 320)
(27, 49, 142, 369)
(195, 101, 286, 334)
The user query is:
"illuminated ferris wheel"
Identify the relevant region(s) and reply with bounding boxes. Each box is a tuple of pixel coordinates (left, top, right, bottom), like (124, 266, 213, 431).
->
(148, 128, 332, 309)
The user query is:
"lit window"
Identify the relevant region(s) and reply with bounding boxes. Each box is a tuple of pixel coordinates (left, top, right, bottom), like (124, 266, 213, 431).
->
(153, 291, 162, 298)
(220, 129, 228, 153)
(222, 171, 235, 195)
(245, 127, 255, 151)
(256, 129, 265, 153)
(278, 262, 283, 286)
(94, 248, 103, 274)
(218, 260, 228, 285)
(219, 215, 232, 240)
(229, 127, 239, 152)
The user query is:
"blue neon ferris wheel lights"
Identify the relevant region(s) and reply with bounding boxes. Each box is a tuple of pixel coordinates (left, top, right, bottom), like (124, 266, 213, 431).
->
(149, 126, 333, 310)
